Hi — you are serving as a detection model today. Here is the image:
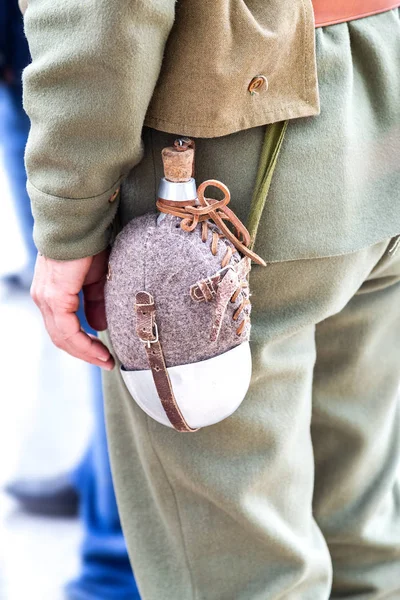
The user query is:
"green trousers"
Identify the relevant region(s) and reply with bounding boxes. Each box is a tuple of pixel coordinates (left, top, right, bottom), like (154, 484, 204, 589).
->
(101, 9, 400, 599)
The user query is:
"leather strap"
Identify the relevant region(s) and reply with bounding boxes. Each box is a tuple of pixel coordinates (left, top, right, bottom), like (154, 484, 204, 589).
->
(190, 270, 225, 302)
(312, 0, 399, 28)
(135, 291, 197, 433)
(190, 257, 252, 341)
(190, 258, 251, 305)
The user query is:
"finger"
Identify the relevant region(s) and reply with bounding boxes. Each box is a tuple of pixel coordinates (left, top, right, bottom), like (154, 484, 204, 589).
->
(64, 331, 115, 370)
(83, 276, 107, 332)
(51, 308, 114, 369)
(83, 249, 109, 331)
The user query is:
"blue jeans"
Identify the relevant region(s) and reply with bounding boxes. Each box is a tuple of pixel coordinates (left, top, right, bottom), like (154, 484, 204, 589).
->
(67, 323, 140, 599)
(0, 82, 36, 278)
(0, 82, 139, 600)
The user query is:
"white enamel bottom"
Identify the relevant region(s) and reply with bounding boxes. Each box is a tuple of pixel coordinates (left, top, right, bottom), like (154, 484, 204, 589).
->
(121, 342, 251, 430)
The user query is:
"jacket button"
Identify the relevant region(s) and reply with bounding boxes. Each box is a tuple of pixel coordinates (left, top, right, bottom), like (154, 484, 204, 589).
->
(248, 75, 268, 95)
(109, 187, 120, 203)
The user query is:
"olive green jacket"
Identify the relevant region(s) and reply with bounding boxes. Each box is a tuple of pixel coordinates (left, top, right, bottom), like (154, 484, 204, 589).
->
(21, 0, 319, 260)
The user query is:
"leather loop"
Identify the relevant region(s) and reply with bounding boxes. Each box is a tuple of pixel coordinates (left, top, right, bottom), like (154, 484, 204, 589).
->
(198, 279, 216, 302)
(190, 258, 251, 304)
(135, 291, 157, 343)
(312, 0, 399, 28)
(190, 272, 222, 302)
(135, 292, 197, 433)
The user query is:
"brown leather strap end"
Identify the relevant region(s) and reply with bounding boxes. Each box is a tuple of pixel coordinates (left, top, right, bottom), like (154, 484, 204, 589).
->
(211, 269, 239, 342)
(134, 291, 198, 433)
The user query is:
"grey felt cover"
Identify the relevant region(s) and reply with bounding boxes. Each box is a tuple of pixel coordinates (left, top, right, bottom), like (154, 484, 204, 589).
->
(105, 212, 251, 371)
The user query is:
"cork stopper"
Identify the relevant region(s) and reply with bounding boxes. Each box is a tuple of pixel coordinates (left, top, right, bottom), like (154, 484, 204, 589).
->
(162, 138, 195, 183)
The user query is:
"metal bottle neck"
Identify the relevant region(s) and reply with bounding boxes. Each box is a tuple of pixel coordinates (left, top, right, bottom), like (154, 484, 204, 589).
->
(157, 177, 197, 203)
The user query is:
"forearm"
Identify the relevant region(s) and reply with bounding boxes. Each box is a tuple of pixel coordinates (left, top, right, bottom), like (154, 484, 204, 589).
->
(22, 0, 176, 259)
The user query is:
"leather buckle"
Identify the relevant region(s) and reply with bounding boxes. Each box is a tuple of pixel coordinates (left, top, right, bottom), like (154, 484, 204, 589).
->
(139, 322, 159, 348)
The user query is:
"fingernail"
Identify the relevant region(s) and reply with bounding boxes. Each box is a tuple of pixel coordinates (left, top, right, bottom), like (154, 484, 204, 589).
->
(97, 355, 109, 362)
(100, 363, 113, 371)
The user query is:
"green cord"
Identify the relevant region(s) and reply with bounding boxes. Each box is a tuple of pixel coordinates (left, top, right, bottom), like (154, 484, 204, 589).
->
(247, 120, 288, 250)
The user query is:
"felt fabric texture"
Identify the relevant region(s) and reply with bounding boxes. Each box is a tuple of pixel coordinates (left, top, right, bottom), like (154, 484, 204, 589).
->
(21, 0, 319, 261)
(105, 212, 250, 370)
(120, 8, 400, 263)
(101, 237, 400, 599)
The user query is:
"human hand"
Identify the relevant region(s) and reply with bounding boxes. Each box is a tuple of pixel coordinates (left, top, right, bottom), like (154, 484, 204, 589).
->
(31, 249, 115, 370)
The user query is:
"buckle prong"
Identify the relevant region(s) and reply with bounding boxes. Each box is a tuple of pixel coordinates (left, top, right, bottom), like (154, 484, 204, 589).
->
(140, 322, 159, 348)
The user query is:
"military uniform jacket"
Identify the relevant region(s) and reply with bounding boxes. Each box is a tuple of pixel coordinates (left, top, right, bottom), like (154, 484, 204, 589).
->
(21, 0, 319, 260)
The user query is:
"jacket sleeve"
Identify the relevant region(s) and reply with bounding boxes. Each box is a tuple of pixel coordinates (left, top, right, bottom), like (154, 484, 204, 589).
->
(22, 0, 176, 260)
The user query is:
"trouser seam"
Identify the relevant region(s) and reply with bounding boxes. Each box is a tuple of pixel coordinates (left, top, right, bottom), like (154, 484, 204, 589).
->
(145, 416, 197, 600)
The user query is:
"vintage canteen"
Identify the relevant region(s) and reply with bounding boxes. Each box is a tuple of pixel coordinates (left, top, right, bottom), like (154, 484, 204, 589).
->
(105, 138, 266, 432)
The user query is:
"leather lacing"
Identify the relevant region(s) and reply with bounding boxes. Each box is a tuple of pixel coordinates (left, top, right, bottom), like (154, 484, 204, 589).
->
(231, 282, 251, 335)
(157, 179, 265, 336)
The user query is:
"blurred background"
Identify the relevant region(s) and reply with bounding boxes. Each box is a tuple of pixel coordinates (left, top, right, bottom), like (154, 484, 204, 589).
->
(0, 2, 139, 599)
(0, 94, 94, 598)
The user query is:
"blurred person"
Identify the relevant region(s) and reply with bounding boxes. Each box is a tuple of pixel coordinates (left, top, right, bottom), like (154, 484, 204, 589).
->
(0, 0, 35, 288)
(0, 1, 139, 599)
(21, 1, 400, 599)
